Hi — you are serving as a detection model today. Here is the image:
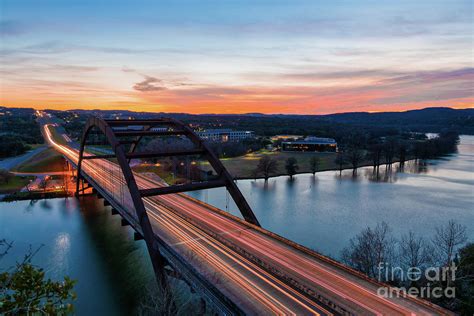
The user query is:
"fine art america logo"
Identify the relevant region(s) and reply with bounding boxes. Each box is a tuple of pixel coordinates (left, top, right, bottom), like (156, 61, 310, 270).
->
(376, 262, 457, 299)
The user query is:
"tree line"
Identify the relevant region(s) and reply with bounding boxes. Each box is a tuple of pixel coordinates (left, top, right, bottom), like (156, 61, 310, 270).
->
(251, 131, 460, 180)
(340, 221, 473, 314)
(0, 110, 44, 158)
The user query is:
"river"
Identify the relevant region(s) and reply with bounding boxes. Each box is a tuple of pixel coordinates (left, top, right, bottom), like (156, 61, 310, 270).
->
(0, 135, 472, 314)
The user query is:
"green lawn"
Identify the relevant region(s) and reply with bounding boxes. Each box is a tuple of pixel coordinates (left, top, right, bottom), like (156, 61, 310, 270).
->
(132, 164, 187, 185)
(202, 150, 339, 179)
(14, 148, 65, 173)
(0, 176, 33, 193)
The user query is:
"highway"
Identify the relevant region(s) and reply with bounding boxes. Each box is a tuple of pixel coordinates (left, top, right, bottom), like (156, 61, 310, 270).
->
(43, 122, 449, 315)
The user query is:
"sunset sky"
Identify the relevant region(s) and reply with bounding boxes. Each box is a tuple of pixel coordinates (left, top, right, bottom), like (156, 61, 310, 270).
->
(1, 0, 472, 114)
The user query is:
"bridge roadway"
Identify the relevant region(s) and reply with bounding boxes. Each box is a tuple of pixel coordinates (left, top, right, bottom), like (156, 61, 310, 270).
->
(44, 124, 449, 315)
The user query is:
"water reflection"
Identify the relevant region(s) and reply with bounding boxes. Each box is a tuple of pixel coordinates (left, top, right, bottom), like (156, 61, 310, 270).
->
(189, 135, 474, 258)
(0, 196, 153, 316)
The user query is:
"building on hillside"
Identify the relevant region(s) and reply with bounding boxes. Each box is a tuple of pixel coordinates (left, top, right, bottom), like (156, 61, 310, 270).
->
(281, 136, 337, 152)
(196, 129, 254, 142)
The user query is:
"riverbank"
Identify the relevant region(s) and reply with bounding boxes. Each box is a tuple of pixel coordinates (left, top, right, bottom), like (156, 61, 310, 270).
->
(1, 190, 69, 202)
(199, 149, 418, 180)
(0, 175, 33, 194)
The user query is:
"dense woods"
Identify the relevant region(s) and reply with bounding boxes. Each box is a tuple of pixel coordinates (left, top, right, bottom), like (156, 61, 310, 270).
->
(0, 108, 43, 158)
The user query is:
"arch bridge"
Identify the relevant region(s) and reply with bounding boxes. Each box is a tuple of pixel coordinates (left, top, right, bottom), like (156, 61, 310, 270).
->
(43, 114, 449, 315)
(75, 117, 260, 313)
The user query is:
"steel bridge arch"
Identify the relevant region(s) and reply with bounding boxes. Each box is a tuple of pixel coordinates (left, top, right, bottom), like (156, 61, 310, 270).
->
(75, 116, 261, 281)
(75, 116, 166, 279)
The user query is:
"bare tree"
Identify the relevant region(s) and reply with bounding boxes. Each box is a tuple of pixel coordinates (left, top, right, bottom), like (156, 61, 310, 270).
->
(398, 141, 408, 169)
(309, 156, 320, 175)
(368, 144, 383, 172)
(399, 231, 433, 286)
(341, 222, 396, 278)
(254, 155, 278, 181)
(334, 152, 346, 176)
(433, 220, 467, 267)
(346, 148, 365, 176)
(285, 157, 298, 180)
(38, 177, 49, 193)
(383, 138, 398, 168)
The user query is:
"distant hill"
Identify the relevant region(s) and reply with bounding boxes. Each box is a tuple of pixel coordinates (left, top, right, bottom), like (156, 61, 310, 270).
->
(322, 107, 474, 133)
(34, 106, 474, 135)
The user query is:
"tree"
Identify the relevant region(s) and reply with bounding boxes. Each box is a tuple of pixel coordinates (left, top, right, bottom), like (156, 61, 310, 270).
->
(285, 157, 299, 180)
(398, 141, 408, 168)
(0, 240, 76, 315)
(334, 152, 346, 176)
(367, 144, 383, 172)
(309, 156, 320, 175)
(457, 243, 474, 315)
(345, 148, 365, 176)
(38, 177, 49, 193)
(254, 155, 278, 181)
(341, 222, 396, 278)
(432, 220, 467, 267)
(383, 138, 398, 167)
(399, 231, 433, 287)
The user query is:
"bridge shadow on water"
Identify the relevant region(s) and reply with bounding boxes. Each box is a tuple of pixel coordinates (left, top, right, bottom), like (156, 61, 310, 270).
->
(75, 195, 208, 315)
(76, 195, 154, 314)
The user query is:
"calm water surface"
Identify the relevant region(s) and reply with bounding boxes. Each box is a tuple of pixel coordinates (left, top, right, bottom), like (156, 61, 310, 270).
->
(0, 197, 153, 315)
(0, 135, 472, 313)
(190, 135, 474, 257)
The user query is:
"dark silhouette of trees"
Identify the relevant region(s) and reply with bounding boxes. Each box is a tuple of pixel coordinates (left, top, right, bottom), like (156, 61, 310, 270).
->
(433, 220, 467, 269)
(457, 243, 474, 315)
(398, 141, 408, 168)
(341, 222, 396, 278)
(309, 156, 320, 175)
(0, 109, 43, 158)
(342, 220, 470, 314)
(285, 157, 299, 180)
(334, 152, 346, 176)
(399, 232, 434, 287)
(254, 155, 278, 181)
(368, 144, 383, 172)
(383, 137, 398, 167)
(345, 147, 365, 175)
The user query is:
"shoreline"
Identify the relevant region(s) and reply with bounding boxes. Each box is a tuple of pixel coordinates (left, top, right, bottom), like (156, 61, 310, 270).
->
(231, 157, 427, 181)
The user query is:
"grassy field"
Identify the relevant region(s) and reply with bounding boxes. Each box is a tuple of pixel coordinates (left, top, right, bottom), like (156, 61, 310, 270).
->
(201, 150, 340, 179)
(0, 176, 33, 193)
(13, 148, 65, 173)
(132, 163, 188, 184)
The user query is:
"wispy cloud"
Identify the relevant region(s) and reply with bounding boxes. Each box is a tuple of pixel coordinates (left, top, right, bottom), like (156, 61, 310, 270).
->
(133, 76, 167, 92)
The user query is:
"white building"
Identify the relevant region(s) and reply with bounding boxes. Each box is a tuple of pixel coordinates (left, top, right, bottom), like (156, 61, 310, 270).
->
(196, 129, 254, 142)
